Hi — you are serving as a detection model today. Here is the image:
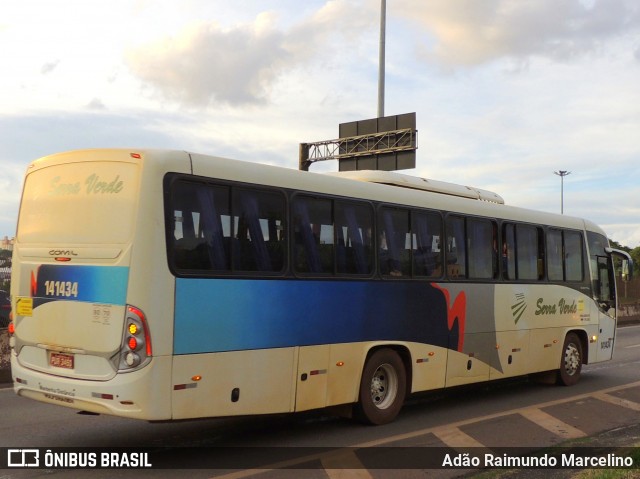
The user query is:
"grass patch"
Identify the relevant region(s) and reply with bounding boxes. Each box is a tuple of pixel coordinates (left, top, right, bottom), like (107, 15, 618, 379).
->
(571, 445, 640, 479)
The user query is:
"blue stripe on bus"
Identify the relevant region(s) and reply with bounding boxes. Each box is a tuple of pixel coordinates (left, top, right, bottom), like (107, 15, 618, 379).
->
(174, 278, 457, 354)
(34, 265, 129, 306)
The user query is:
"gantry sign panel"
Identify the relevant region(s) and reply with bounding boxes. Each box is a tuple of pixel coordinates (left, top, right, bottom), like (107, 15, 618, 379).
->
(338, 112, 416, 172)
(299, 112, 417, 172)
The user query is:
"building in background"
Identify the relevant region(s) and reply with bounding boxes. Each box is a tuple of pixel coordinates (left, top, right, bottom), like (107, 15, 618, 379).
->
(0, 237, 14, 252)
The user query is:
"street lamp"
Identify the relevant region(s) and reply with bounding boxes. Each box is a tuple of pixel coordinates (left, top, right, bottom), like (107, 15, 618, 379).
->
(554, 170, 571, 214)
(378, 0, 386, 118)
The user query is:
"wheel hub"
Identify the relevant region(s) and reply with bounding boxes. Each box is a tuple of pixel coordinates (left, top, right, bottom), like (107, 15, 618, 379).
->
(369, 363, 397, 409)
(564, 344, 580, 376)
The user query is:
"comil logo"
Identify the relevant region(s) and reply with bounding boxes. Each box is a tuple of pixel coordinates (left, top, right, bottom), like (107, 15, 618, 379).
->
(49, 249, 78, 256)
(8, 449, 40, 467)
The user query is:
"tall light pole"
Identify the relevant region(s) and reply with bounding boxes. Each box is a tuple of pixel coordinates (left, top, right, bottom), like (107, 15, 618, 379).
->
(554, 170, 571, 214)
(377, 0, 386, 118)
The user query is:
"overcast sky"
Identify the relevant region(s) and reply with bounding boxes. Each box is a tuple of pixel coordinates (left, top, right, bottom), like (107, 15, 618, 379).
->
(1, 0, 639, 247)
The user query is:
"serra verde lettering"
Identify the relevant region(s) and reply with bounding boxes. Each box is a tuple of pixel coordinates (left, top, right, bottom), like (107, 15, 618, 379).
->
(85, 173, 124, 194)
(535, 298, 578, 316)
(48, 174, 124, 196)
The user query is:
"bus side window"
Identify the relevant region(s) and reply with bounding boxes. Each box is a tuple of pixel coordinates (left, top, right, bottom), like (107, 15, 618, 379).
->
(169, 181, 287, 274)
(516, 224, 540, 280)
(503, 224, 516, 280)
(547, 229, 564, 281)
(293, 196, 333, 274)
(233, 188, 286, 273)
(379, 207, 410, 278)
(564, 231, 584, 281)
(547, 229, 584, 282)
(412, 211, 443, 278)
(170, 181, 230, 272)
(446, 216, 466, 279)
(503, 223, 544, 281)
(335, 201, 374, 275)
(467, 218, 496, 279)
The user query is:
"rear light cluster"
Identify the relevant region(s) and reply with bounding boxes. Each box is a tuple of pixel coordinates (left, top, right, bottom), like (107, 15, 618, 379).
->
(113, 305, 152, 372)
(7, 311, 14, 334)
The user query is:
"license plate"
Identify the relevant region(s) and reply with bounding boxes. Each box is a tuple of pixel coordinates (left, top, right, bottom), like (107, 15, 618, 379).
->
(50, 352, 74, 369)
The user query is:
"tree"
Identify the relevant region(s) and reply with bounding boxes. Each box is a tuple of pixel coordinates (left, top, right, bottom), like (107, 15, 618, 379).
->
(609, 240, 630, 253)
(631, 247, 640, 273)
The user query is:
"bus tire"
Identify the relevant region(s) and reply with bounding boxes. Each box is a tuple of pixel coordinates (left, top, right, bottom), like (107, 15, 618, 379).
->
(354, 348, 406, 425)
(557, 333, 583, 386)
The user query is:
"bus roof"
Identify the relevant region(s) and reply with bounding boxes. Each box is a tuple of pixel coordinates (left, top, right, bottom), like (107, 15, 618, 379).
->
(326, 170, 505, 204)
(28, 149, 607, 239)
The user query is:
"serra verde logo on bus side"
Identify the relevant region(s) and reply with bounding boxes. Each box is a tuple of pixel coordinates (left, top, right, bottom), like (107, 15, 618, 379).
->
(535, 298, 578, 316)
(48, 174, 124, 196)
(511, 293, 579, 324)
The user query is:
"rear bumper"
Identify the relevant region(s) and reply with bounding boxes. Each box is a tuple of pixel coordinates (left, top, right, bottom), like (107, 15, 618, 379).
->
(11, 353, 172, 421)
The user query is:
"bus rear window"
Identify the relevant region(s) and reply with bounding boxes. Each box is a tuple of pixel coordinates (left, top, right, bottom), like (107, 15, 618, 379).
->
(17, 161, 140, 244)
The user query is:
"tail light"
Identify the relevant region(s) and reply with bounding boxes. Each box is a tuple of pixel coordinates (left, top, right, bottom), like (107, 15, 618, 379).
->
(113, 305, 152, 372)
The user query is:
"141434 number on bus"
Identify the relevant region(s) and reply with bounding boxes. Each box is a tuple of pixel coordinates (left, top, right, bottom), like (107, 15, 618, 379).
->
(44, 280, 79, 298)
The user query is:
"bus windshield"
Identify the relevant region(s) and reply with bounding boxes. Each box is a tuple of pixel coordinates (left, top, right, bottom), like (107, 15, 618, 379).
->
(17, 161, 140, 244)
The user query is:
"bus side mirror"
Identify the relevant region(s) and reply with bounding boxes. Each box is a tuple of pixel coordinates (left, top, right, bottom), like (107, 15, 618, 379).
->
(621, 259, 631, 282)
(605, 247, 633, 282)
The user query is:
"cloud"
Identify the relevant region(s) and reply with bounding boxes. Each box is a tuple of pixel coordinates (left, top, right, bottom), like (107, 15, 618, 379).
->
(41, 60, 60, 75)
(126, 13, 290, 106)
(395, 0, 640, 66)
(125, 1, 376, 107)
(285, 0, 376, 56)
(86, 98, 106, 110)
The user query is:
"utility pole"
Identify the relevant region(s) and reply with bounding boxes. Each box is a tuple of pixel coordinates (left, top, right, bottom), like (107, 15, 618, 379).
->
(377, 0, 386, 118)
(554, 170, 571, 214)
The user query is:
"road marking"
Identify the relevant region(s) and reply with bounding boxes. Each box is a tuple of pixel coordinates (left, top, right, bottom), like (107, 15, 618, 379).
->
(357, 380, 640, 449)
(322, 451, 373, 479)
(593, 391, 640, 411)
(431, 426, 485, 449)
(624, 344, 640, 349)
(519, 407, 586, 439)
(212, 380, 640, 479)
(213, 449, 370, 479)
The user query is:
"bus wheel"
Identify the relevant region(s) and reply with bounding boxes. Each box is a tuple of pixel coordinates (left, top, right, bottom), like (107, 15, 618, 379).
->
(557, 333, 582, 386)
(355, 348, 406, 425)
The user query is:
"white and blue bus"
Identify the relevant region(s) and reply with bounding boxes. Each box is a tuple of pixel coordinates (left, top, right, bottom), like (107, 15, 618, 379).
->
(9, 149, 632, 424)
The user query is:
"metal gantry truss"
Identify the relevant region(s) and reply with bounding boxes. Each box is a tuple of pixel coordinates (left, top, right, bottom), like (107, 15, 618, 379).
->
(299, 128, 418, 171)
